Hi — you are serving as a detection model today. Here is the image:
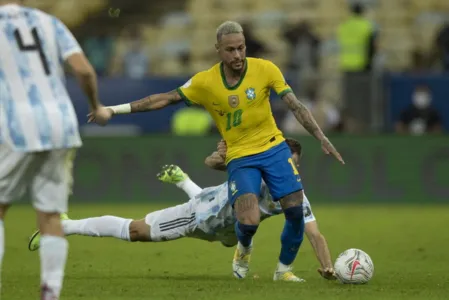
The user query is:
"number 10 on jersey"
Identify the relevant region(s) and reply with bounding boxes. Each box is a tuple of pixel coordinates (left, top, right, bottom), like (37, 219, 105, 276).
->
(226, 109, 243, 131)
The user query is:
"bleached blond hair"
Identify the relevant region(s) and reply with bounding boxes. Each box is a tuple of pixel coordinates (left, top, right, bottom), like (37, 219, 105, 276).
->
(216, 21, 244, 42)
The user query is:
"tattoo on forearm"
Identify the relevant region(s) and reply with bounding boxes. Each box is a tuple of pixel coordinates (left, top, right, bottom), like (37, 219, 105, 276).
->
(282, 92, 324, 139)
(130, 90, 181, 112)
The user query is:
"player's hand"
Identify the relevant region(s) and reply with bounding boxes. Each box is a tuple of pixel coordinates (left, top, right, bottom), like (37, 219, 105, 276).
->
(321, 137, 345, 165)
(318, 267, 337, 280)
(87, 106, 113, 126)
(217, 139, 227, 158)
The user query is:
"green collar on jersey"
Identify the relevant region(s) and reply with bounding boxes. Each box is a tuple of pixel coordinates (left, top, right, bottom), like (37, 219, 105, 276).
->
(220, 58, 248, 91)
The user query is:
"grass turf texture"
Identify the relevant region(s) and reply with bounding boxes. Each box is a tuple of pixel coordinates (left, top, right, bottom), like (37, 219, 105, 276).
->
(3, 204, 449, 299)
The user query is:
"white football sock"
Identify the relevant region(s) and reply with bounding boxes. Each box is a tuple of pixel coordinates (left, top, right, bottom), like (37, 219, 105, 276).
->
(0, 220, 4, 293)
(62, 216, 131, 241)
(276, 261, 291, 272)
(39, 235, 68, 299)
(176, 178, 202, 198)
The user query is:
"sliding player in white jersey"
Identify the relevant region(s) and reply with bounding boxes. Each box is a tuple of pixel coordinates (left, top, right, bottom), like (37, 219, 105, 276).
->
(28, 138, 336, 280)
(0, 1, 103, 298)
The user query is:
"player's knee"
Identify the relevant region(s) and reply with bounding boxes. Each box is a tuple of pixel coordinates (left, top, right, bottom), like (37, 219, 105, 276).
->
(280, 190, 304, 210)
(128, 220, 151, 242)
(236, 214, 260, 225)
(234, 194, 260, 225)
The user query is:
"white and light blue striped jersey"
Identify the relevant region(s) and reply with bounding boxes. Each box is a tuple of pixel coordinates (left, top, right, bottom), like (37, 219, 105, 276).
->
(0, 4, 82, 152)
(191, 181, 315, 244)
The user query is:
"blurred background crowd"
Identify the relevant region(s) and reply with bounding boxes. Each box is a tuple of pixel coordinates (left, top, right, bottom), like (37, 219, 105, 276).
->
(26, 0, 449, 136)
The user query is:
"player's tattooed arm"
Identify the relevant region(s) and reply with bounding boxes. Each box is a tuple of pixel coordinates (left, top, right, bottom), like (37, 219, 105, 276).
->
(205, 152, 227, 171)
(130, 90, 182, 112)
(281, 92, 325, 140)
(282, 92, 345, 164)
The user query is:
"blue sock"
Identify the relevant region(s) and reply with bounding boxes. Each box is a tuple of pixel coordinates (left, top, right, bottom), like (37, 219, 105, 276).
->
(279, 206, 305, 265)
(235, 222, 258, 248)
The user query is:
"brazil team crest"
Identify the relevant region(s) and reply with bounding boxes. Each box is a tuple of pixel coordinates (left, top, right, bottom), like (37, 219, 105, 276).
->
(230, 181, 238, 196)
(245, 87, 256, 100)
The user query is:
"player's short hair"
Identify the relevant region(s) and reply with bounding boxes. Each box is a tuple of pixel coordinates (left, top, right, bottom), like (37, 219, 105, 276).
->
(216, 21, 244, 42)
(285, 138, 302, 156)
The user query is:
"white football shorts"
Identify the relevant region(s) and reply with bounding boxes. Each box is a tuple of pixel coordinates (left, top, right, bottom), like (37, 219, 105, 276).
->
(145, 201, 197, 242)
(303, 196, 316, 224)
(0, 144, 76, 213)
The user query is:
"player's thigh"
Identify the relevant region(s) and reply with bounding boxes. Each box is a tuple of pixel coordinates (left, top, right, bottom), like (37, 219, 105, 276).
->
(144, 202, 196, 242)
(261, 142, 303, 201)
(0, 145, 36, 205)
(31, 149, 76, 214)
(227, 157, 262, 207)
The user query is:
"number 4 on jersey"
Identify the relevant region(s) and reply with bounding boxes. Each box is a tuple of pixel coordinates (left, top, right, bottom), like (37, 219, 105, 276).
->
(14, 27, 51, 75)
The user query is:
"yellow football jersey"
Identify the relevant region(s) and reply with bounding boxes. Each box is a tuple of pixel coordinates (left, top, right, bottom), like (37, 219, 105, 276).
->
(177, 58, 293, 163)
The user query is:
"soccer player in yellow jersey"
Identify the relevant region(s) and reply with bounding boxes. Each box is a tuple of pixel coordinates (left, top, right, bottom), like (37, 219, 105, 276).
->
(90, 21, 344, 282)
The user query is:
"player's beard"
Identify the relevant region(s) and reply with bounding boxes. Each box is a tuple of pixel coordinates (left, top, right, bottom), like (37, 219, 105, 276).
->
(230, 59, 245, 73)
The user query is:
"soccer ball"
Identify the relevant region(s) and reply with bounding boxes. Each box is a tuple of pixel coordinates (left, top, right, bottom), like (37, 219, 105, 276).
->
(334, 248, 374, 284)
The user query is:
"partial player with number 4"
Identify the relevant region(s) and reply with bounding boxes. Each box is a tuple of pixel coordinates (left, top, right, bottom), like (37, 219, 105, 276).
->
(0, 1, 103, 299)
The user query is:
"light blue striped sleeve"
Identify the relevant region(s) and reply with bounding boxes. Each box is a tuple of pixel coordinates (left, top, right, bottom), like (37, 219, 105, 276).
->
(52, 17, 82, 61)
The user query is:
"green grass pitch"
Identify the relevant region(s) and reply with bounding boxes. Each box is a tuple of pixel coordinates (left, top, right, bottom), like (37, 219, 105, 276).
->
(3, 203, 449, 299)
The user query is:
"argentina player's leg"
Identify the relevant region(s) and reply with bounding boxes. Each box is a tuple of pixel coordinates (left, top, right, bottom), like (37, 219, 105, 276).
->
(29, 202, 198, 250)
(260, 139, 306, 282)
(29, 164, 202, 249)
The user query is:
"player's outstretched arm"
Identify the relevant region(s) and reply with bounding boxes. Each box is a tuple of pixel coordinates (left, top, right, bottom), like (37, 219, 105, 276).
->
(87, 90, 183, 125)
(205, 151, 227, 171)
(129, 90, 183, 112)
(114, 89, 183, 113)
(305, 222, 336, 280)
(282, 92, 345, 164)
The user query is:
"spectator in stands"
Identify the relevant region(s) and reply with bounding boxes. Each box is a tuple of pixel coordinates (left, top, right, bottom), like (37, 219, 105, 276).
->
(396, 85, 443, 135)
(434, 22, 449, 72)
(122, 26, 150, 79)
(83, 29, 114, 76)
(281, 84, 341, 135)
(241, 22, 267, 58)
(337, 2, 378, 132)
(337, 2, 377, 73)
(283, 21, 320, 96)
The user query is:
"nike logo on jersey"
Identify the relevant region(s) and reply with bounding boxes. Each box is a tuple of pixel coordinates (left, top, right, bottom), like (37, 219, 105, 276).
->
(215, 110, 225, 116)
(212, 102, 220, 105)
